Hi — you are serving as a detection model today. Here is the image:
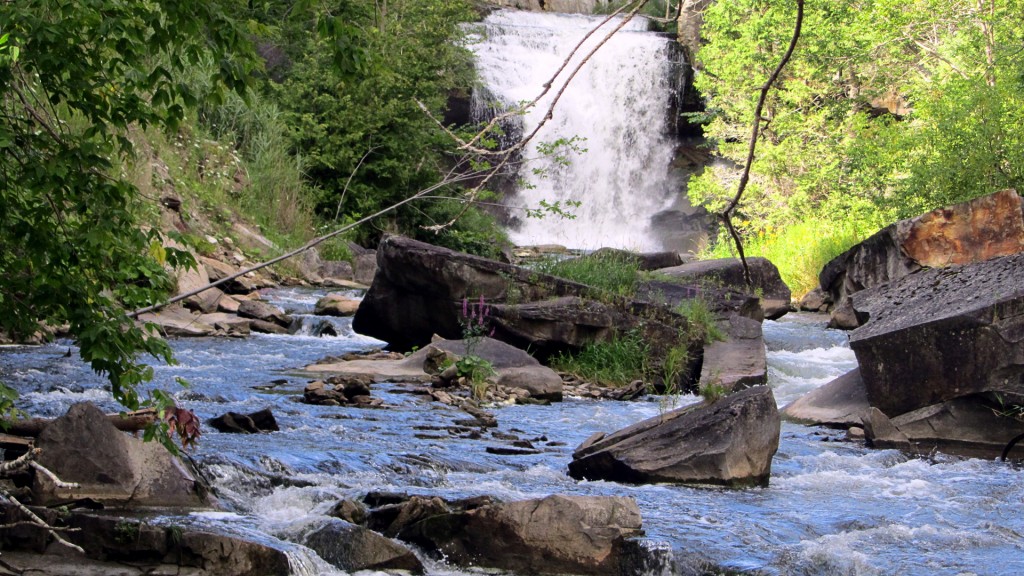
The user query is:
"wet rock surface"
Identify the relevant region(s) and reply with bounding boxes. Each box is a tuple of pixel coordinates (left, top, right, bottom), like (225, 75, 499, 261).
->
(569, 386, 781, 487)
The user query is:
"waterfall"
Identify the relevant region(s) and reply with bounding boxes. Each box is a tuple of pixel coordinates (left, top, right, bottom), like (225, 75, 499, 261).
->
(470, 9, 684, 251)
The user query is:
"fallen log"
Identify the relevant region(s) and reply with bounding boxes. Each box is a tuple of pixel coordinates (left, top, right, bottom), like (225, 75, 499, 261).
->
(5, 410, 157, 437)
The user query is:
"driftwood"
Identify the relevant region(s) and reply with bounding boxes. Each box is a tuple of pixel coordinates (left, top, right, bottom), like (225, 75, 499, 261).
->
(5, 410, 156, 438)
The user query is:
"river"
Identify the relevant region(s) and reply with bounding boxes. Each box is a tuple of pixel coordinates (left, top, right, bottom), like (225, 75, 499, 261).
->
(1, 287, 1022, 575)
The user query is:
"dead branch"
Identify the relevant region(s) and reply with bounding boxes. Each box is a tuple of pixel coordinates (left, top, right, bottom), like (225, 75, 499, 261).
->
(29, 462, 80, 490)
(720, 0, 804, 288)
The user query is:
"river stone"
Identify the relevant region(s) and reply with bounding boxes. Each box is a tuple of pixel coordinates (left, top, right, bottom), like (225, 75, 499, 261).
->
(197, 312, 251, 336)
(314, 293, 361, 316)
(653, 257, 792, 320)
(568, 386, 781, 487)
(33, 402, 207, 507)
(781, 368, 870, 428)
(398, 495, 642, 575)
(138, 305, 216, 337)
(302, 519, 424, 574)
(819, 188, 1024, 322)
(862, 398, 1024, 459)
(848, 251, 1024, 417)
(237, 299, 292, 328)
(208, 408, 279, 434)
(353, 252, 378, 286)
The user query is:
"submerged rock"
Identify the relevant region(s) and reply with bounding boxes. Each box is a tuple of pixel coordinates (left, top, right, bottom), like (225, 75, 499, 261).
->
(568, 386, 781, 487)
(208, 408, 279, 433)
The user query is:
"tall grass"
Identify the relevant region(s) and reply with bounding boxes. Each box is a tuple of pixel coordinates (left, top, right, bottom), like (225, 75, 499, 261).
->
(704, 217, 870, 297)
(535, 251, 641, 297)
(550, 329, 648, 387)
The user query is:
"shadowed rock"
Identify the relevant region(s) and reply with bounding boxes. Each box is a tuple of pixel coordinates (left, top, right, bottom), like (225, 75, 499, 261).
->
(569, 386, 780, 487)
(849, 251, 1024, 417)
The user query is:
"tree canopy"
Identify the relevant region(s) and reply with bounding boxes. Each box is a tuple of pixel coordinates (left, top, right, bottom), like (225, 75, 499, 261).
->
(0, 0, 258, 423)
(691, 0, 1024, 292)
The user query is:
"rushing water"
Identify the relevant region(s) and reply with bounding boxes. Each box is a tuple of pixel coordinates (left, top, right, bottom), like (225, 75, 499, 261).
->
(470, 10, 684, 251)
(2, 290, 1023, 575)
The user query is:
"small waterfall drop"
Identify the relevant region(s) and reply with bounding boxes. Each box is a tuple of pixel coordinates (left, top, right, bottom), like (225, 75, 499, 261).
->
(471, 9, 684, 251)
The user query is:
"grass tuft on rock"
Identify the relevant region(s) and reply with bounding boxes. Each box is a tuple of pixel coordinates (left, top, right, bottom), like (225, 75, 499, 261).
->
(534, 251, 641, 297)
(550, 329, 648, 387)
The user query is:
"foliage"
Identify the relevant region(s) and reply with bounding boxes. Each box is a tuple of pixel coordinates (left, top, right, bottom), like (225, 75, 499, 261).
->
(551, 329, 649, 387)
(699, 378, 727, 404)
(701, 216, 866, 297)
(0, 0, 258, 418)
(535, 250, 641, 297)
(676, 298, 725, 344)
(458, 296, 496, 400)
(692, 0, 1024, 287)
(271, 0, 506, 255)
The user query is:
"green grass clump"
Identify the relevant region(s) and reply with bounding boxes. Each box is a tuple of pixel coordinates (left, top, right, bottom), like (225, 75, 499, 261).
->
(535, 251, 641, 297)
(676, 299, 726, 344)
(703, 217, 869, 298)
(550, 329, 648, 387)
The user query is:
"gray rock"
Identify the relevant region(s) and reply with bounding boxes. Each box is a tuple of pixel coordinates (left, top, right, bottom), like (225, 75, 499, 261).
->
(798, 286, 830, 312)
(352, 236, 702, 390)
(862, 397, 1024, 459)
(398, 495, 642, 575)
(33, 402, 206, 507)
(0, 508, 290, 575)
(697, 315, 766, 395)
(849, 251, 1024, 416)
(302, 519, 423, 574)
(781, 368, 870, 428)
(138, 305, 216, 337)
(568, 386, 780, 487)
(654, 257, 791, 320)
(237, 299, 292, 328)
(352, 252, 378, 286)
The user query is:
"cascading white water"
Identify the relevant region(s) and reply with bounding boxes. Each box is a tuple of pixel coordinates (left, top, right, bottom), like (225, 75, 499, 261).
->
(470, 10, 682, 251)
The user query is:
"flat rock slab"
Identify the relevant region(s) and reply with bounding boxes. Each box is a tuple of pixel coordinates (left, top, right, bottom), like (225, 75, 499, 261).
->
(862, 398, 1024, 459)
(569, 386, 781, 487)
(850, 251, 1024, 416)
(306, 337, 563, 400)
(138, 305, 215, 337)
(698, 315, 766, 394)
(654, 257, 791, 319)
(781, 368, 869, 428)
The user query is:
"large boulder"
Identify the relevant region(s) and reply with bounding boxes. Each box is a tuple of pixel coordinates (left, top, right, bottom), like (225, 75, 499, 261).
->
(396, 495, 642, 575)
(302, 519, 424, 574)
(568, 386, 780, 487)
(848, 251, 1024, 417)
(32, 402, 207, 507)
(781, 368, 870, 428)
(352, 236, 702, 390)
(820, 189, 1024, 327)
(652, 257, 792, 320)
